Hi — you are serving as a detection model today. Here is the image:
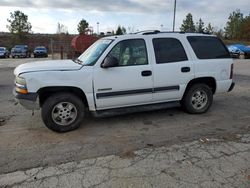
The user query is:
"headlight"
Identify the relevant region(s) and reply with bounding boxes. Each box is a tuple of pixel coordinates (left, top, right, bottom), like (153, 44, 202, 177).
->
(16, 76, 26, 85)
(15, 76, 28, 94)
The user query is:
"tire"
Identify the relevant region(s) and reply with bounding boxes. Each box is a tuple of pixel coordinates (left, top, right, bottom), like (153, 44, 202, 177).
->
(182, 84, 213, 114)
(41, 92, 85, 132)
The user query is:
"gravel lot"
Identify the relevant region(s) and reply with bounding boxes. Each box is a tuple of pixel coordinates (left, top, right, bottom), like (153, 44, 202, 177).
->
(0, 58, 249, 187)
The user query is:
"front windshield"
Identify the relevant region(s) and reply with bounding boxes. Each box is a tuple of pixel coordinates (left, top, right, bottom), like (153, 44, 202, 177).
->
(36, 47, 46, 50)
(0, 48, 4, 51)
(77, 39, 113, 66)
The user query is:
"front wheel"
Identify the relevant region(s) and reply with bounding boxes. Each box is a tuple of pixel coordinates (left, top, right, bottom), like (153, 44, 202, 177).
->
(182, 84, 213, 114)
(41, 93, 85, 132)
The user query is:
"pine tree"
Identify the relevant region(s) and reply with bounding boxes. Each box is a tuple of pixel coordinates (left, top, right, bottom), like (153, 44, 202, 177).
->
(224, 9, 244, 39)
(205, 23, 214, 34)
(116, 26, 123, 35)
(77, 19, 89, 34)
(196, 18, 205, 33)
(180, 13, 195, 32)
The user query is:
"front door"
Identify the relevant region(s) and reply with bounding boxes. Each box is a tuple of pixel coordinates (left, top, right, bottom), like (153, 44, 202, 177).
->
(93, 39, 153, 110)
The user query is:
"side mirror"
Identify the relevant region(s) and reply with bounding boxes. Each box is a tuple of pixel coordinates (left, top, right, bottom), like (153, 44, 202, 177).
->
(101, 56, 119, 68)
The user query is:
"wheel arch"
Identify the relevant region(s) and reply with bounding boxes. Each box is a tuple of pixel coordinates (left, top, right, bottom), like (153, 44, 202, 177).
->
(38, 86, 89, 108)
(183, 77, 216, 98)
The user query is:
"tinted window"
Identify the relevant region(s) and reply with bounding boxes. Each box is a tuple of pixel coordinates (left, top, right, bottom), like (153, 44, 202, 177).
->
(187, 36, 230, 59)
(153, 38, 188, 64)
(108, 39, 148, 66)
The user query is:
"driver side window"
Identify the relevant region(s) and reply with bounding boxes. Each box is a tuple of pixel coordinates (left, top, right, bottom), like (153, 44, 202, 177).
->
(108, 39, 148, 66)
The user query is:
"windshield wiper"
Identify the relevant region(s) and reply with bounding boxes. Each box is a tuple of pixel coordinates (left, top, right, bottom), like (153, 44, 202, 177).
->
(73, 58, 83, 65)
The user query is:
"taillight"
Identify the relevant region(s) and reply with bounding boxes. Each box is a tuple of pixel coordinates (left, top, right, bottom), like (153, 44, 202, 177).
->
(230, 64, 233, 79)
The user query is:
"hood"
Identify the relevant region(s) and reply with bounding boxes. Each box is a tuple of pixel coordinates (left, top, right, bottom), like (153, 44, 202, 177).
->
(14, 59, 82, 76)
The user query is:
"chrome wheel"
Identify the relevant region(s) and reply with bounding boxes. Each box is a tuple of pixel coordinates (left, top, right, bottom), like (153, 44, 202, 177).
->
(191, 90, 208, 110)
(52, 102, 77, 126)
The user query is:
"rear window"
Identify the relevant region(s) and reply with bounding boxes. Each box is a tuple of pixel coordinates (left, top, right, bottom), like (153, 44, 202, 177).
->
(187, 36, 230, 59)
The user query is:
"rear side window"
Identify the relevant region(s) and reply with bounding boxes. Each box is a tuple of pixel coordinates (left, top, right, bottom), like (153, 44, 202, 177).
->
(153, 38, 188, 64)
(187, 36, 230, 59)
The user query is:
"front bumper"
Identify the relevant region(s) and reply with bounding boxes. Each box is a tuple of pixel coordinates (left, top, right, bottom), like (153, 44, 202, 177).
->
(14, 91, 40, 110)
(228, 82, 235, 92)
(11, 52, 27, 57)
(34, 52, 47, 57)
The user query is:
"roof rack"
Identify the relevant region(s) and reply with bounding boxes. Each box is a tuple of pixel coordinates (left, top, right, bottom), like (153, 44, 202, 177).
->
(133, 30, 212, 35)
(133, 30, 161, 35)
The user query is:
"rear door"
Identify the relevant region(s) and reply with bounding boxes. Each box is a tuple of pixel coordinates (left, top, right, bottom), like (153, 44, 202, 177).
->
(151, 37, 195, 102)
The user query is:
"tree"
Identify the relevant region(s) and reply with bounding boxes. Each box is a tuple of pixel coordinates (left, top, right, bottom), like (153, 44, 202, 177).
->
(180, 13, 195, 32)
(224, 9, 244, 39)
(205, 23, 214, 34)
(7, 10, 32, 42)
(214, 29, 224, 39)
(116, 26, 126, 35)
(77, 19, 89, 34)
(121, 26, 126, 34)
(242, 15, 250, 40)
(196, 18, 205, 33)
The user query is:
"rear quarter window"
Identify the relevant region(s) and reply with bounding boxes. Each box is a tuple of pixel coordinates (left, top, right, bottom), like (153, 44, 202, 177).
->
(187, 36, 230, 59)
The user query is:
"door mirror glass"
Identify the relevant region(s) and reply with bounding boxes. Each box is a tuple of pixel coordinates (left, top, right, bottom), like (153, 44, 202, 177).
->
(101, 56, 119, 68)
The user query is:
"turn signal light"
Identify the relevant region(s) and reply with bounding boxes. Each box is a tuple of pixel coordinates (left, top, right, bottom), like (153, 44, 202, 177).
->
(16, 87, 28, 94)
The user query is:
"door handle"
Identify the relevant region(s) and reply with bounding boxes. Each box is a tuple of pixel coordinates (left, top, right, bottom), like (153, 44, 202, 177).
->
(141, 70, 152, 77)
(181, 67, 190, 73)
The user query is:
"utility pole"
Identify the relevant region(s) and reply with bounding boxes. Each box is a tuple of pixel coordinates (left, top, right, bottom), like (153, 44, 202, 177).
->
(97, 22, 99, 35)
(173, 0, 177, 32)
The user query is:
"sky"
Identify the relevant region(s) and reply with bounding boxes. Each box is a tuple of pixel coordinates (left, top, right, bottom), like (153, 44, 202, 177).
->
(0, 0, 249, 34)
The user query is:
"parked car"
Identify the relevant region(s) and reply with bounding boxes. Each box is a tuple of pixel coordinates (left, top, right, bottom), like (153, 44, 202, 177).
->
(11, 45, 31, 58)
(0, 47, 10, 58)
(33, 46, 48, 58)
(227, 44, 250, 59)
(14, 31, 234, 132)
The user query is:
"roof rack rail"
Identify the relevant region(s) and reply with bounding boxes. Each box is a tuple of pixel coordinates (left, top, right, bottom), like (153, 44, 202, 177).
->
(133, 30, 212, 35)
(134, 30, 160, 35)
(160, 31, 185, 34)
(134, 30, 185, 35)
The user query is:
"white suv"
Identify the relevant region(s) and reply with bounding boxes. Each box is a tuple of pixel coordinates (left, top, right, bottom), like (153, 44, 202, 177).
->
(14, 31, 235, 132)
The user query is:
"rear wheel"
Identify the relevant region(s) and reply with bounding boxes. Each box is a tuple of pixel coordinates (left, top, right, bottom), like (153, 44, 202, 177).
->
(41, 93, 85, 132)
(182, 84, 213, 114)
